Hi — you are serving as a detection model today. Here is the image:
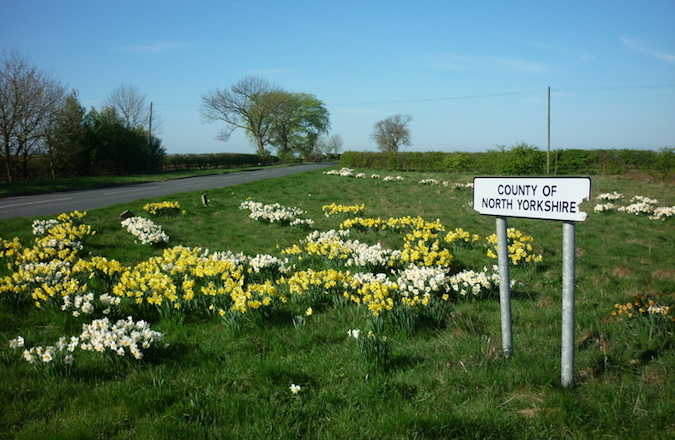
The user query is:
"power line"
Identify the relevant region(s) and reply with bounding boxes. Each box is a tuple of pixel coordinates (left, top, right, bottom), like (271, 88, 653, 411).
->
(330, 84, 675, 106)
(330, 90, 543, 106)
(556, 84, 675, 93)
(150, 84, 675, 109)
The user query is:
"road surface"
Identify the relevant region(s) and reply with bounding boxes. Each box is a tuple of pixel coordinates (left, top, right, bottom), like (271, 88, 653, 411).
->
(0, 163, 336, 219)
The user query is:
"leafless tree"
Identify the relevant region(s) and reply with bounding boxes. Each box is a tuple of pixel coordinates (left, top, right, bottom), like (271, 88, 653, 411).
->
(0, 50, 65, 182)
(317, 133, 343, 156)
(105, 83, 150, 130)
(371, 114, 413, 152)
(201, 76, 284, 157)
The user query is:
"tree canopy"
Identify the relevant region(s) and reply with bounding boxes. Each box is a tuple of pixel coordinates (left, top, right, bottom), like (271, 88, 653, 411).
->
(268, 92, 330, 160)
(201, 76, 330, 159)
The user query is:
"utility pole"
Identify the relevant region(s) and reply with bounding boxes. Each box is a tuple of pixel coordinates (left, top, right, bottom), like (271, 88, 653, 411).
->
(148, 102, 153, 146)
(547, 87, 551, 175)
(147, 102, 153, 173)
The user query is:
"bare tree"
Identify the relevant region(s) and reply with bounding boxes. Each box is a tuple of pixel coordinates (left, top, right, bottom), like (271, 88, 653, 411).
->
(201, 76, 284, 157)
(371, 114, 413, 152)
(105, 83, 149, 130)
(0, 50, 65, 182)
(317, 133, 343, 156)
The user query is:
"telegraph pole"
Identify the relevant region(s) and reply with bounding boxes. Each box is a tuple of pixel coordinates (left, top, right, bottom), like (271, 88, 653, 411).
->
(147, 102, 153, 173)
(547, 87, 551, 175)
(148, 102, 153, 146)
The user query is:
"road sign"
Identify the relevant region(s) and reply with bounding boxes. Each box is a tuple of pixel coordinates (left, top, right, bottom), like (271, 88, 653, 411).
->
(473, 177, 592, 222)
(472, 176, 592, 387)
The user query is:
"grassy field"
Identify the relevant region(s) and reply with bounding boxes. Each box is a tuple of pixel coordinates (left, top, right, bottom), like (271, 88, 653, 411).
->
(0, 167, 673, 439)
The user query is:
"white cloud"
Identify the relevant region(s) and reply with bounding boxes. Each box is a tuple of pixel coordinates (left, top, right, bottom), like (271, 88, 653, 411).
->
(621, 37, 675, 63)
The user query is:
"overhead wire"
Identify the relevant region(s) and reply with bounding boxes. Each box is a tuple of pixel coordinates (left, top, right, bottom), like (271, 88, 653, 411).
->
(329, 84, 675, 106)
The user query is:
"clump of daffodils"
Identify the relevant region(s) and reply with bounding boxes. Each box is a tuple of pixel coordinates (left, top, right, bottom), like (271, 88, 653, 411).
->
(596, 191, 623, 201)
(485, 228, 543, 266)
(77, 316, 164, 359)
(323, 167, 355, 177)
(345, 273, 398, 316)
(442, 181, 473, 189)
(30, 211, 94, 263)
(322, 203, 366, 217)
(396, 265, 451, 305)
(593, 192, 673, 220)
(143, 201, 181, 216)
(617, 196, 658, 216)
(448, 266, 510, 298)
(284, 229, 402, 270)
(612, 293, 674, 321)
(383, 175, 405, 182)
(338, 216, 452, 268)
(649, 206, 675, 221)
(121, 216, 169, 245)
(239, 200, 314, 228)
(593, 203, 616, 213)
(60, 292, 121, 317)
(444, 228, 480, 248)
(9, 316, 164, 365)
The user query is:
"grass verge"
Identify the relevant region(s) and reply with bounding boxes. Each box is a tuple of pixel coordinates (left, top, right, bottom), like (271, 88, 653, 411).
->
(0, 167, 673, 439)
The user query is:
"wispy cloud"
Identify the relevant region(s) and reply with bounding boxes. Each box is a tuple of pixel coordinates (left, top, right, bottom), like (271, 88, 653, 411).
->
(621, 36, 675, 63)
(403, 52, 473, 70)
(508, 37, 593, 62)
(244, 68, 300, 76)
(489, 56, 549, 73)
(405, 51, 549, 73)
(114, 41, 188, 53)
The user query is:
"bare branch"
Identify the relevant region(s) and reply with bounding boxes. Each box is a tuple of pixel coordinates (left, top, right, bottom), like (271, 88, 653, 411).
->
(105, 84, 149, 129)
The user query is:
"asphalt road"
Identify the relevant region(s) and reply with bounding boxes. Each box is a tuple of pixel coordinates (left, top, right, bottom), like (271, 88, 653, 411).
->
(0, 163, 336, 220)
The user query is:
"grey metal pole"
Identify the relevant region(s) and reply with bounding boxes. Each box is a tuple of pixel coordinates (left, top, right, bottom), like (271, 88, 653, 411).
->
(547, 86, 551, 175)
(561, 221, 576, 386)
(496, 217, 513, 357)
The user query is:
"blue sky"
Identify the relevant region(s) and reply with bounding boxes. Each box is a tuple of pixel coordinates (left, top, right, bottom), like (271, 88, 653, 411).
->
(2, 0, 674, 155)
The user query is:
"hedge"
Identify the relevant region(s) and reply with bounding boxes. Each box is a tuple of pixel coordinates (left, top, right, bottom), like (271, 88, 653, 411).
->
(163, 153, 277, 171)
(339, 148, 673, 178)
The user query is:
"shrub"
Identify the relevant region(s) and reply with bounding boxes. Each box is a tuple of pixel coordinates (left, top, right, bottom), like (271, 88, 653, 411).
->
(494, 142, 545, 175)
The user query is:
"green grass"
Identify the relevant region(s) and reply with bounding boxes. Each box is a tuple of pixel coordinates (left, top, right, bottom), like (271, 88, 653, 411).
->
(1, 168, 674, 439)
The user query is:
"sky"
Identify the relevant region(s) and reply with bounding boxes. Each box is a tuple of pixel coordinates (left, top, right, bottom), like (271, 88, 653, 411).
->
(1, 0, 674, 155)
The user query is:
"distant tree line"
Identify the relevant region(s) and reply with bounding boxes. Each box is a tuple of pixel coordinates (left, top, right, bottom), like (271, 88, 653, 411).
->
(0, 50, 164, 182)
(340, 144, 674, 179)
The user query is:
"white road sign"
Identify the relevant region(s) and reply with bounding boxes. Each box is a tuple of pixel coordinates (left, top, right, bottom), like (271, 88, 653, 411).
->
(473, 177, 592, 222)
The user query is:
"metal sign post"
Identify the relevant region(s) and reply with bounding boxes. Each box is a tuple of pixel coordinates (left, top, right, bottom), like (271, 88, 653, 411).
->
(473, 177, 591, 387)
(561, 221, 576, 387)
(496, 217, 513, 357)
